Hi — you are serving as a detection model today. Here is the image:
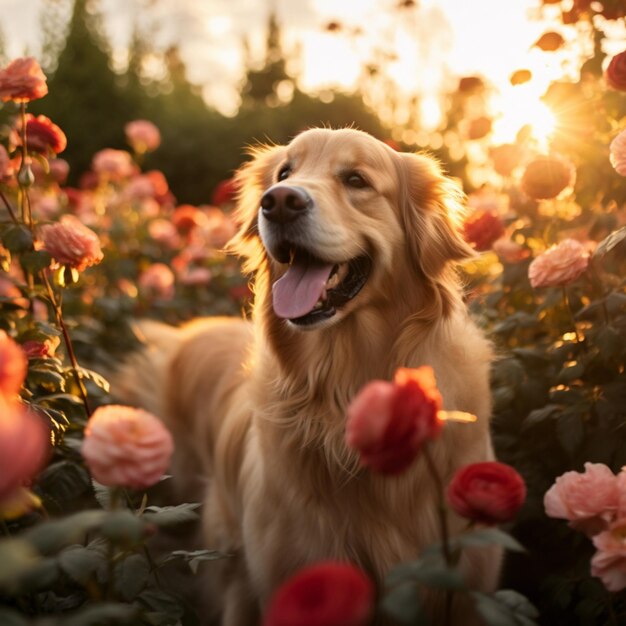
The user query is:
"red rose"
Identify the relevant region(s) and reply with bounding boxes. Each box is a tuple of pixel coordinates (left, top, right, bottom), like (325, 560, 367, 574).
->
(447, 462, 527, 525)
(211, 178, 239, 207)
(520, 155, 575, 200)
(21, 114, 67, 155)
(606, 50, 626, 91)
(0, 57, 48, 103)
(172, 204, 208, 235)
(463, 210, 505, 252)
(263, 562, 374, 626)
(345, 367, 443, 475)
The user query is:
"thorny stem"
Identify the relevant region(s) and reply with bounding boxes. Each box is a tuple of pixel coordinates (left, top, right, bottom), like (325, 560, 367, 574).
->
(42, 270, 91, 416)
(0, 189, 19, 224)
(18, 102, 33, 232)
(423, 444, 453, 626)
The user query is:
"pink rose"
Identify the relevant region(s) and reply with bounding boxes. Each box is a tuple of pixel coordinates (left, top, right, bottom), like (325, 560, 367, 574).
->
(40, 215, 104, 271)
(49, 159, 70, 184)
(177, 266, 212, 287)
(0, 331, 27, 397)
(493, 238, 530, 264)
(447, 461, 527, 525)
(92, 149, 136, 180)
(125, 120, 161, 153)
(591, 520, 626, 592)
(609, 129, 626, 176)
(138, 263, 175, 300)
(0, 403, 49, 506)
(528, 238, 589, 288)
(81, 405, 174, 489)
(264, 562, 374, 626)
(148, 219, 181, 249)
(0, 57, 48, 103)
(345, 367, 443, 475)
(544, 463, 619, 534)
(202, 206, 236, 249)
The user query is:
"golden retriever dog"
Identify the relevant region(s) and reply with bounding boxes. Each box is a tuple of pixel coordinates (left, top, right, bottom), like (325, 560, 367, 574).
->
(117, 128, 501, 624)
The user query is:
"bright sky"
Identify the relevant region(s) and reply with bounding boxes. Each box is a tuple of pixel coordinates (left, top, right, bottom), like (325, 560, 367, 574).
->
(1, 0, 624, 139)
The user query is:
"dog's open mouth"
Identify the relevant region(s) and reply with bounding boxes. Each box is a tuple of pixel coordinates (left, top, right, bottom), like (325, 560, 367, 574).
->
(272, 248, 371, 326)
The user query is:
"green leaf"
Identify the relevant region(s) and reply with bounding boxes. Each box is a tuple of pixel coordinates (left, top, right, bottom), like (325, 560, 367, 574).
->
(58, 543, 106, 584)
(494, 590, 540, 619)
(143, 503, 201, 527)
(471, 590, 540, 626)
(63, 602, 139, 626)
(557, 361, 585, 384)
(381, 582, 428, 625)
(100, 511, 147, 546)
(555, 409, 585, 455)
(24, 510, 106, 554)
(115, 553, 151, 600)
(137, 589, 185, 622)
(76, 367, 111, 392)
(452, 529, 525, 553)
(20, 249, 52, 273)
(2, 225, 33, 253)
(159, 548, 228, 573)
(386, 558, 465, 591)
(16, 556, 60, 592)
(521, 405, 560, 431)
(27, 366, 66, 391)
(38, 460, 92, 504)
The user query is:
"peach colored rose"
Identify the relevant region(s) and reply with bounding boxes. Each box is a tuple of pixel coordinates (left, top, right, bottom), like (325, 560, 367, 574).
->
(138, 263, 175, 300)
(49, 158, 70, 184)
(203, 206, 236, 249)
(544, 463, 619, 534)
(0, 57, 48, 103)
(177, 266, 212, 287)
(447, 462, 527, 525)
(92, 149, 136, 180)
(345, 367, 443, 475)
(0, 331, 27, 397)
(493, 238, 530, 264)
(0, 145, 14, 181)
(19, 114, 67, 155)
(606, 50, 626, 91)
(0, 403, 49, 506)
(528, 239, 589, 288)
(81, 405, 174, 489)
(264, 562, 374, 626)
(145, 170, 170, 203)
(40, 215, 103, 271)
(521, 155, 575, 200)
(148, 219, 181, 249)
(609, 129, 626, 176)
(490, 143, 523, 177)
(125, 120, 161, 153)
(463, 210, 505, 252)
(591, 520, 626, 592)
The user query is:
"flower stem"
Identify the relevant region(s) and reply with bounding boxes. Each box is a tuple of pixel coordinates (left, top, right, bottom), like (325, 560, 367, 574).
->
(18, 102, 33, 232)
(0, 189, 19, 225)
(42, 270, 91, 416)
(561, 286, 585, 348)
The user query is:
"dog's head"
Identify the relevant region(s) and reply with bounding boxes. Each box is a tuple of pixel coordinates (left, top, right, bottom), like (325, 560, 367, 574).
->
(228, 128, 473, 331)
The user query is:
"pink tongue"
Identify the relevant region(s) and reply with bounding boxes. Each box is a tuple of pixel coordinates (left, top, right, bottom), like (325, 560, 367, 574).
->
(272, 262, 334, 319)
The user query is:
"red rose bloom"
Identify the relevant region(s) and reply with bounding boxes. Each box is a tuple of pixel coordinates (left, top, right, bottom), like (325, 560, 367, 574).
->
(520, 155, 575, 200)
(345, 367, 443, 475)
(264, 562, 374, 626)
(463, 210, 505, 252)
(447, 462, 527, 525)
(172, 204, 208, 235)
(211, 178, 239, 207)
(22, 114, 67, 155)
(606, 50, 626, 91)
(0, 57, 48, 103)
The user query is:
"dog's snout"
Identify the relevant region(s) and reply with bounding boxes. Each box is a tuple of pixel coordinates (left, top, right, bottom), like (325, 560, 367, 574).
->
(260, 186, 311, 224)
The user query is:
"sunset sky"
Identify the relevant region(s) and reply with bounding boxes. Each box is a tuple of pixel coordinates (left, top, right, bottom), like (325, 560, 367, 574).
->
(2, 0, 625, 136)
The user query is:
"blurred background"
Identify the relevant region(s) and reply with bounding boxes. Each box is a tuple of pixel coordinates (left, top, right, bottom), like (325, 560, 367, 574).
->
(1, 0, 624, 204)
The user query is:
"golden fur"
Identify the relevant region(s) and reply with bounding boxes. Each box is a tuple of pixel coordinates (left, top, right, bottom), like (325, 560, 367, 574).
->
(117, 128, 501, 625)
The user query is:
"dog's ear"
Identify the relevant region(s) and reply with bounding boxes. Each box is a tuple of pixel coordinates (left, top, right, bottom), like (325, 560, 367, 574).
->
(398, 151, 475, 280)
(226, 144, 286, 272)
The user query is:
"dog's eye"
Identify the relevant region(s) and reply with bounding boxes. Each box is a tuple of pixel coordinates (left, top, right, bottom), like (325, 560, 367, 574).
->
(344, 172, 369, 189)
(278, 165, 291, 181)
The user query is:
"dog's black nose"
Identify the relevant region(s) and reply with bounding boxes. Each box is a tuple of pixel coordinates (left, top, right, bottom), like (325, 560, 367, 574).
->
(260, 185, 311, 224)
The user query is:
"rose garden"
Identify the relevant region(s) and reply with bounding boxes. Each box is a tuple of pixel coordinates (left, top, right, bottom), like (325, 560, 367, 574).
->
(0, 1, 625, 625)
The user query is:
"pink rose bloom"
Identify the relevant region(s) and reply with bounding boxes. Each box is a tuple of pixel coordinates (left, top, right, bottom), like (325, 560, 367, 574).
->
(40, 215, 103, 271)
(0, 145, 14, 181)
(609, 129, 626, 176)
(125, 120, 161, 154)
(544, 462, 619, 534)
(591, 520, 626, 592)
(0, 57, 48, 103)
(81, 405, 174, 489)
(49, 159, 70, 184)
(203, 206, 236, 249)
(148, 219, 181, 249)
(345, 367, 443, 475)
(493, 238, 530, 264)
(123, 175, 157, 201)
(0, 331, 27, 397)
(0, 403, 49, 505)
(178, 266, 212, 287)
(528, 239, 589, 288)
(92, 149, 136, 180)
(32, 193, 61, 219)
(139, 263, 175, 300)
